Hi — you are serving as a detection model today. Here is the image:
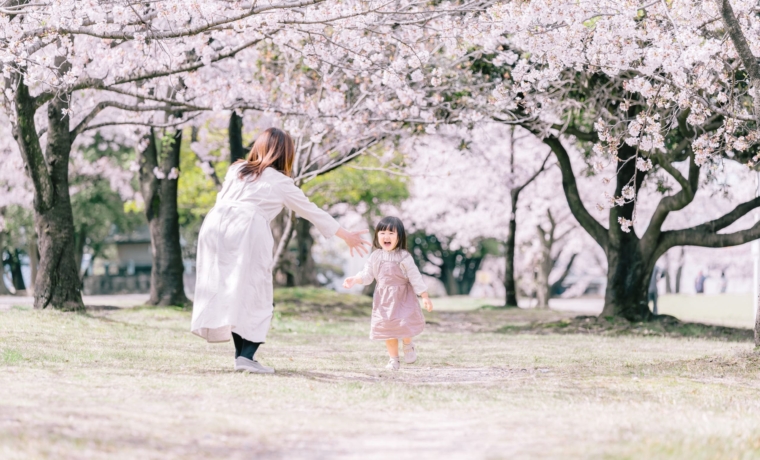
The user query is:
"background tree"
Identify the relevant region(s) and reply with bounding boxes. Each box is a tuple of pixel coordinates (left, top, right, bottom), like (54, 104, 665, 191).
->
(424, 0, 760, 320)
(1, 0, 465, 309)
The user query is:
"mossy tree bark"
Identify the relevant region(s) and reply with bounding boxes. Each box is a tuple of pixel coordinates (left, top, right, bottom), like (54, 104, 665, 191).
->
(11, 78, 83, 310)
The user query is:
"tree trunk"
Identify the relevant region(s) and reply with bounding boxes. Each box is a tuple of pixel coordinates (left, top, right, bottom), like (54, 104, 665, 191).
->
(74, 225, 86, 278)
(535, 229, 553, 309)
(0, 233, 9, 295)
(229, 111, 245, 163)
(600, 236, 651, 320)
(441, 262, 460, 295)
(27, 232, 38, 295)
(139, 129, 189, 307)
(674, 248, 684, 294)
(503, 190, 519, 307)
(6, 249, 26, 293)
(11, 83, 83, 310)
(600, 145, 651, 321)
(294, 218, 318, 286)
(663, 253, 672, 294)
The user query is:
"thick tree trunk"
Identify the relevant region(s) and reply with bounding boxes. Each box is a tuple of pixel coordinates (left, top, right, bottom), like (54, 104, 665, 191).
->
(601, 239, 651, 320)
(229, 111, 245, 163)
(503, 190, 519, 307)
(600, 144, 652, 321)
(12, 82, 83, 310)
(139, 129, 189, 307)
(441, 262, 460, 296)
(294, 218, 318, 286)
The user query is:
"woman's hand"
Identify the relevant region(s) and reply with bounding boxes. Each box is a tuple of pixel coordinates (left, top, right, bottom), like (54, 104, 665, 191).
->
(336, 227, 372, 257)
(343, 276, 359, 289)
(421, 293, 433, 312)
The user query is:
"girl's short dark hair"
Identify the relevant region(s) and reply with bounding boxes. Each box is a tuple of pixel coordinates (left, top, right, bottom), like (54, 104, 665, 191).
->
(372, 216, 407, 251)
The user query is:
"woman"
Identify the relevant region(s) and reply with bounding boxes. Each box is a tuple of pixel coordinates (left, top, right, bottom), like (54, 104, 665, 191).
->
(191, 127, 370, 373)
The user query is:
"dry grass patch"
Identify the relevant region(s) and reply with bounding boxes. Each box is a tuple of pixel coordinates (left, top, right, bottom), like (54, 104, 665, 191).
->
(1, 289, 760, 459)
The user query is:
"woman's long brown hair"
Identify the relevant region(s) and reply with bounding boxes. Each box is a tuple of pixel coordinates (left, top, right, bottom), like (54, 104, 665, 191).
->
(236, 127, 295, 180)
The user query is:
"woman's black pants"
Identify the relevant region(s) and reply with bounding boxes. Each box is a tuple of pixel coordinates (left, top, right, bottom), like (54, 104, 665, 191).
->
(232, 332, 261, 360)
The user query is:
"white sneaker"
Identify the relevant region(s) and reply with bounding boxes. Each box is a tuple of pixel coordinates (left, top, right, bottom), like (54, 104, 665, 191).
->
(234, 356, 275, 374)
(385, 357, 400, 371)
(403, 343, 417, 364)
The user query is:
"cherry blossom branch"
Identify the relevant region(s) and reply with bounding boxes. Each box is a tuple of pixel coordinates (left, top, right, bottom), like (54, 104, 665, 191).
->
(70, 101, 183, 141)
(60, 35, 270, 97)
(80, 114, 200, 133)
(718, 0, 760, 126)
(30, 0, 322, 41)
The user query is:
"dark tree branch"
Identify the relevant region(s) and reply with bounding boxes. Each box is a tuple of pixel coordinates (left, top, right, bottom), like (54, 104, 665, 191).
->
(640, 151, 700, 255)
(541, 134, 609, 250)
(659, 221, 760, 251)
(551, 124, 599, 143)
(513, 150, 552, 195)
(719, 0, 760, 125)
(691, 196, 760, 233)
(12, 78, 54, 212)
(70, 101, 180, 141)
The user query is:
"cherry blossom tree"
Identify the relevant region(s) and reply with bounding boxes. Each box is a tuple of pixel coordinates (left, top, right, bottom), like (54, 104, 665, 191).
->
(0, 0, 480, 309)
(418, 0, 760, 320)
(401, 123, 553, 297)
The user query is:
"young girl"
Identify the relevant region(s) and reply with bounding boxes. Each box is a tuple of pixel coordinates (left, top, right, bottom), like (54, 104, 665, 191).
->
(343, 216, 433, 370)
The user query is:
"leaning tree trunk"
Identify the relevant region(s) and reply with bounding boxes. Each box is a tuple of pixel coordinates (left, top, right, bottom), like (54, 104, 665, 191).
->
(503, 189, 519, 307)
(12, 81, 83, 310)
(138, 128, 189, 307)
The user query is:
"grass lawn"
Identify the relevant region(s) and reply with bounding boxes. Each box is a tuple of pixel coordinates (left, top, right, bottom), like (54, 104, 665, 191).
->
(1, 288, 760, 459)
(657, 294, 755, 329)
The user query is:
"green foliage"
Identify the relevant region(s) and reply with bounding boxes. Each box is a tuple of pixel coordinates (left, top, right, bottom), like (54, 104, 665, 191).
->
(2, 205, 34, 250)
(302, 155, 409, 220)
(177, 141, 226, 225)
(72, 134, 144, 263)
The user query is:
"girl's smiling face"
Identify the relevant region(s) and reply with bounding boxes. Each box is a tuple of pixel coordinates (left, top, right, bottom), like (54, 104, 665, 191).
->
(377, 229, 399, 251)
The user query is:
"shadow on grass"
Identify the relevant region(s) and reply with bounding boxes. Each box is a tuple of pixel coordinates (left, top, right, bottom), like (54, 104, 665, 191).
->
(496, 314, 754, 342)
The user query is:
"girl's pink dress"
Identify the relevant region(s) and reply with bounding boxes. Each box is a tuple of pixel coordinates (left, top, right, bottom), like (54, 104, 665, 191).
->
(356, 249, 428, 340)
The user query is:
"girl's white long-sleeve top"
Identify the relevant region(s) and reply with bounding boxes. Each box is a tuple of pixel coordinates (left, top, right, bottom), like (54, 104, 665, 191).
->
(355, 249, 428, 295)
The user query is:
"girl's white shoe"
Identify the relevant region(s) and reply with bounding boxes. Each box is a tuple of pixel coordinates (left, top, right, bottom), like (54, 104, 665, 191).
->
(385, 357, 400, 371)
(403, 343, 417, 364)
